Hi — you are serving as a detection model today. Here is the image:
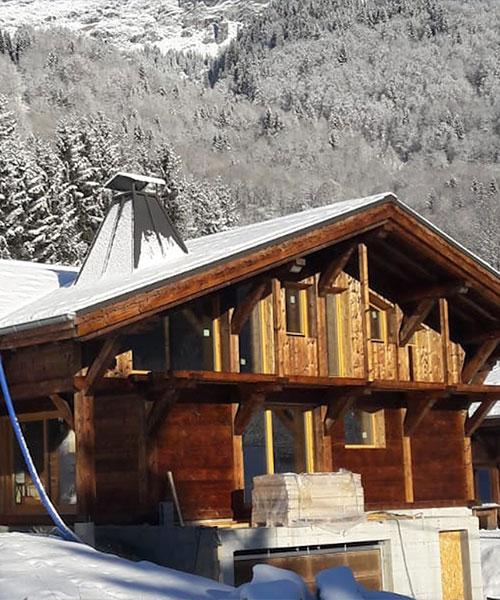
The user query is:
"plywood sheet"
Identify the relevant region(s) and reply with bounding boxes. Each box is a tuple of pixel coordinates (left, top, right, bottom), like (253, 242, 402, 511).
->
(439, 530, 471, 600)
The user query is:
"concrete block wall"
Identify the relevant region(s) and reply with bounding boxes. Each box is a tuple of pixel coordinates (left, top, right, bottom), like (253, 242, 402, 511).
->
(216, 507, 483, 600)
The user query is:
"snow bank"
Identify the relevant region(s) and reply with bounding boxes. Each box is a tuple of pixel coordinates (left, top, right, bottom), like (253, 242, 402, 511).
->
(0, 532, 233, 600)
(481, 530, 500, 599)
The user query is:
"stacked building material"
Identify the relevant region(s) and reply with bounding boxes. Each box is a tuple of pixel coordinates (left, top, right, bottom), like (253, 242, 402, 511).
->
(251, 470, 365, 527)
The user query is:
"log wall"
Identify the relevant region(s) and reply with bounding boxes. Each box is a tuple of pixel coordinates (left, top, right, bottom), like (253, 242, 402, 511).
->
(330, 409, 406, 504)
(154, 404, 234, 521)
(411, 410, 468, 502)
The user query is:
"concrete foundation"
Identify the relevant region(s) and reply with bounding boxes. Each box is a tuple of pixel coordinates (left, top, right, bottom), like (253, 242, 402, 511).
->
(96, 507, 483, 600)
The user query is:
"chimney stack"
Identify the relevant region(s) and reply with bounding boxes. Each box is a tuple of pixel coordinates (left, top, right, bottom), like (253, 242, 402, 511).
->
(75, 172, 188, 286)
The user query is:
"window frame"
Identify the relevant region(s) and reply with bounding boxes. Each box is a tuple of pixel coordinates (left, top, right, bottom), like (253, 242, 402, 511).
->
(283, 283, 310, 337)
(344, 408, 386, 449)
(5, 411, 77, 514)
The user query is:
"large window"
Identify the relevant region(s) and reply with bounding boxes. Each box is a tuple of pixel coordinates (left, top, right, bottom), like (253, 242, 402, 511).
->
(242, 408, 315, 501)
(11, 415, 76, 511)
(169, 299, 217, 371)
(344, 408, 385, 448)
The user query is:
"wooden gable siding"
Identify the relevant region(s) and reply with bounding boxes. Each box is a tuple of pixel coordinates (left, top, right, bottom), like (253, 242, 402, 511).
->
(93, 394, 147, 523)
(411, 410, 469, 502)
(222, 269, 465, 385)
(153, 403, 234, 521)
(330, 409, 406, 504)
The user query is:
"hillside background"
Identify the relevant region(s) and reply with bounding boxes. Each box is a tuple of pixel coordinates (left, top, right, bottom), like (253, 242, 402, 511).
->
(0, 0, 498, 268)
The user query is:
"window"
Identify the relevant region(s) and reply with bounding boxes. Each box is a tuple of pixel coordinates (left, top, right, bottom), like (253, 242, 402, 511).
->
(169, 299, 217, 371)
(285, 286, 308, 336)
(344, 408, 385, 448)
(11, 415, 76, 510)
(369, 305, 385, 342)
(242, 408, 315, 501)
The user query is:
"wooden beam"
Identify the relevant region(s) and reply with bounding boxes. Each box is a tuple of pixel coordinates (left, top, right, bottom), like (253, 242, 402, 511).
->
(318, 245, 355, 296)
(404, 394, 438, 436)
(439, 298, 451, 385)
(463, 327, 500, 345)
(465, 399, 498, 437)
(82, 335, 122, 394)
(49, 394, 74, 430)
(399, 298, 435, 346)
(234, 392, 265, 436)
(398, 281, 469, 304)
(462, 340, 499, 384)
(9, 378, 74, 401)
(230, 281, 267, 335)
(324, 395, 355, 434)
(147, 389, 178, 436)
(74, 391, 95, 521)
(358, 243, 371, 379)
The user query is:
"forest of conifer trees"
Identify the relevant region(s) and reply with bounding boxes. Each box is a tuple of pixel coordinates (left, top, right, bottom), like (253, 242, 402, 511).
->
(0, 0, 498, 268)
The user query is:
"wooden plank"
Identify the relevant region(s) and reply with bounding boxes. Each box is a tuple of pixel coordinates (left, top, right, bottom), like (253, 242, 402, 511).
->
(230, 281, 267, 335)
(147, 389, 179, 435)
(463, 434, 474, 501)
(465, 399, 498, 437)
(74, 391, 96, 521)
(318, 245, 355, 296)
(461, 340, 499, 384)
(404, 394, 438, 436)
(9, 378, 74, 400)
(83, 335, 122, 394)
(358, 243, 371, 380)
(272, 278, 284, 376)
(399, 298, 435, 347)
(49, 394, 74, 430)
(402, 411, 414, 503)
(439, 298, 451, 385)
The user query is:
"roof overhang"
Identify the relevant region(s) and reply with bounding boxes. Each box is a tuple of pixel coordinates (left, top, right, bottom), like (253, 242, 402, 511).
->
(0, 195, 498, 350)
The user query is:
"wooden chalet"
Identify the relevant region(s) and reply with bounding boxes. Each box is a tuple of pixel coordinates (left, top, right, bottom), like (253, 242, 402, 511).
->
(0, 174, 499, 596)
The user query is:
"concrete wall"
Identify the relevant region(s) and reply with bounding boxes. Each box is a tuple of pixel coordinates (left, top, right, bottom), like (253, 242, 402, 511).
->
(217, 508, 483, 600)
(96, 507, 483, 600)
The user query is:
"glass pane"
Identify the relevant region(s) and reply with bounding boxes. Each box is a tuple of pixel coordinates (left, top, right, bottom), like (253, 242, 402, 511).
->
(242, 410, 267, 502)
(272, 409, 306, 474)
(344, 409, 374, 446)
(477, 468, 493, 503)
(169, 305, 214, 370)
(13, 421, 44, 505)
(48, 420, 76, 506)
(369, 307, 383, 341)
(239, 310, 262, 374)
(285, 287, 304, 334)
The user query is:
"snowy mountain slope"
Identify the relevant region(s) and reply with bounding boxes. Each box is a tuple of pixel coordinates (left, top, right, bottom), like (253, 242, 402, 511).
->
(0, 0, 268, 55)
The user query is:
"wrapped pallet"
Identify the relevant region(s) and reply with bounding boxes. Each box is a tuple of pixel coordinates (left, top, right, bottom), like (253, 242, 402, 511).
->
(251, 470, 365, 527)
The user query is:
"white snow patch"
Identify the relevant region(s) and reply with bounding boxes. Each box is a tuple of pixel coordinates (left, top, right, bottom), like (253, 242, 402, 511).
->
(0, 0, 268, 57)
(0, 532, 233, 600)
(0, 259, 77, 320)
(480, 530, 500, 600)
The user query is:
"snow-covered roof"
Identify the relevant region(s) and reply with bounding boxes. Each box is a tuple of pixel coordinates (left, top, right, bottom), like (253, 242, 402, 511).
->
(0, 259, 78, 321)
(0, 192, 497, 338)
(469, 365, 500, 419)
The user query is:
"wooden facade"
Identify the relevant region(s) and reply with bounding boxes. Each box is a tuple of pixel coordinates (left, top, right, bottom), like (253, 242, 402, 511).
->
(0, 200, 499, 527)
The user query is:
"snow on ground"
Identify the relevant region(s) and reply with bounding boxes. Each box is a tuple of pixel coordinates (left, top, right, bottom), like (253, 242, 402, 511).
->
(0, 0, 268, 56)
(481, 530, 500, 600)
(0, 532, 233, 600)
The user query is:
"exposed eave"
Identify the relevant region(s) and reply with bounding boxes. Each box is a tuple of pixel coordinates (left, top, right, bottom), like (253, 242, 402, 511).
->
(0, 194, 498, 350)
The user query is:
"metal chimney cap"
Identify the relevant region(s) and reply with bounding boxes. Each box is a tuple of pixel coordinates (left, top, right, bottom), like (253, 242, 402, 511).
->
(104, 172, 166, 193)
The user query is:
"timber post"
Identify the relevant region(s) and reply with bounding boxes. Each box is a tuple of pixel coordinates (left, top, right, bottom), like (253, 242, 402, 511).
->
(74, 391, 96, 522)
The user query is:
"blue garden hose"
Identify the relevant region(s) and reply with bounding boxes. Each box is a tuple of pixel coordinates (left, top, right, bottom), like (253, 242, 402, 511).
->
(0, 354, 81, 543)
